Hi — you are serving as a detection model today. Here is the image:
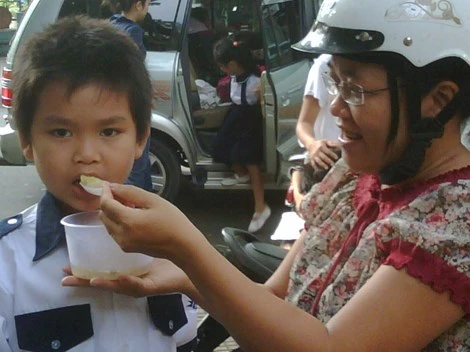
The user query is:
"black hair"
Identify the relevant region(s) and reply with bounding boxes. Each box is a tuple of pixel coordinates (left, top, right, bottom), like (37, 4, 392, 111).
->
(100, 0, 118, 18)
(340, 51, 470, 184)
(339, 52, 470, 139)
(191, 7, 210, 24)
(109, 0, 146, 12)
(213, 37, 259, 76)
(13, 16, 152, 143)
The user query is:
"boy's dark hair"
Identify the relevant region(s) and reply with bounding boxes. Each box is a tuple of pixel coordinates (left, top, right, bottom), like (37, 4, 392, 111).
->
(213, 37, 259, 77)
(13, 16, 152, 143)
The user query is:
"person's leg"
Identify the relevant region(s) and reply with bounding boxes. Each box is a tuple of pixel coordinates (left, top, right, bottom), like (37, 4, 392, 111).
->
(232, 164, 248, 177)
(246, 164, 264, 213)
(246, 164, 271, 232)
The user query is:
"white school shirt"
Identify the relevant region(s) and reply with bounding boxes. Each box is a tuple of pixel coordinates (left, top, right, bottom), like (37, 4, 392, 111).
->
(0, 192, 197, 352)
(303, 54, 340, 141)
(230, 74, 260, 106)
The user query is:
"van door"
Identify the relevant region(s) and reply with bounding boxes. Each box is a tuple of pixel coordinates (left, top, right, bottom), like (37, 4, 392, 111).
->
(259, 0, 312, 184)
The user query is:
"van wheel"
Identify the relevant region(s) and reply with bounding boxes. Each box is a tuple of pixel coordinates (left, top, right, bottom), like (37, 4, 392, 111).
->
(149, 138, 181, 202)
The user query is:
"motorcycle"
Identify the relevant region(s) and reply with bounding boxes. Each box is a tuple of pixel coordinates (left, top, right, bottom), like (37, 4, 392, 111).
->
(196, 227, 287, 352)
(196, 149, 341, 351)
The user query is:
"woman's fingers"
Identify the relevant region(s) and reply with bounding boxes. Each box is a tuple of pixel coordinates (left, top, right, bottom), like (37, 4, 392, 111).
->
(100, 183, 156, 229)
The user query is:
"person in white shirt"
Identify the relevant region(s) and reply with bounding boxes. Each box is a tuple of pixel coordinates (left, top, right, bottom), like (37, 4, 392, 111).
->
(291, 54, 341, 210)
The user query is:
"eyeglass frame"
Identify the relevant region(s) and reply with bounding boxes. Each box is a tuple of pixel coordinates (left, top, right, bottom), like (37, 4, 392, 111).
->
(321, 72, 390, 106)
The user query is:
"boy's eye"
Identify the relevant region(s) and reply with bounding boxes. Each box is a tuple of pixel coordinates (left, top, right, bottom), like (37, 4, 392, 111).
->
(100, 128, 119, 137)
(52, 129, 72, 137)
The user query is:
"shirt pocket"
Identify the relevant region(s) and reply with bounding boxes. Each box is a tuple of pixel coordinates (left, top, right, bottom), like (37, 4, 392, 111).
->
(15, 304, 93, 351)
(147, 294, 188, 336)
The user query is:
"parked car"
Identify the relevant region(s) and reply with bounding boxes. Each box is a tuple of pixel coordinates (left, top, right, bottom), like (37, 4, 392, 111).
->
(0, 0, 322, 202)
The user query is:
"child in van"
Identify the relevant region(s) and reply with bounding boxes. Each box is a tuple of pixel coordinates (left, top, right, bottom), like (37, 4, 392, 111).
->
(212, 37, 270, 232)
(0, 17, 197, 351)
(110, 0, 153, 192)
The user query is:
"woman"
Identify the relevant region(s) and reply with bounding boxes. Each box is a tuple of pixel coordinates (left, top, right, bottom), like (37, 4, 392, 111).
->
(63, 0, 470, 350)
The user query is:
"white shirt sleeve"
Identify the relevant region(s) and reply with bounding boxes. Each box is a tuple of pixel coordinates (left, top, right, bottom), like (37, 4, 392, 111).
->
(303, 54, 332, 108)
(0, 245, 14, 352)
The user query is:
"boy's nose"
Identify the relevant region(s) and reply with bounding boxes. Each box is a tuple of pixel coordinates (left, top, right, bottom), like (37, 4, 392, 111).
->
(73, 138, 101, 164)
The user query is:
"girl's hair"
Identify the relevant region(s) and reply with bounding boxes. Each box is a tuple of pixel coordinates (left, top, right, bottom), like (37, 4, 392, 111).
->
(109, 0, 145, 12)
(213, 37, 259, 76)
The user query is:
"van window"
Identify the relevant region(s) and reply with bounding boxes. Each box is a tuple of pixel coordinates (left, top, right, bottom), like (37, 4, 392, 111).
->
(57, 0, 182, 52)
(211, 0, 260, 35)
(261, 0, 303, 70)
(58, 0, 100, 18)
(144, 0, 181, 51)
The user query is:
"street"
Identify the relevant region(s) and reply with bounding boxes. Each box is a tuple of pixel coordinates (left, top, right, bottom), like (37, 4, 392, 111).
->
(0, 165, 288, 249)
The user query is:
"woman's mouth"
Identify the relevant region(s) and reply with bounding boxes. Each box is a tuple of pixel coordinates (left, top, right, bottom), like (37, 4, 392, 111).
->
(338, 130, 363, 143)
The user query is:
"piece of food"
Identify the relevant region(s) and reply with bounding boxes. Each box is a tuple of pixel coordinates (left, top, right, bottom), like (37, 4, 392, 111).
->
(80, 175, 104, 188)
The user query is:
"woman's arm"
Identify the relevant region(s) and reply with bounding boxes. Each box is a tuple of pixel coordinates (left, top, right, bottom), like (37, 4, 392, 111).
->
(264, 229, 307, 297)
(178, 239, 465, 352)
(98, 184, 465, 352)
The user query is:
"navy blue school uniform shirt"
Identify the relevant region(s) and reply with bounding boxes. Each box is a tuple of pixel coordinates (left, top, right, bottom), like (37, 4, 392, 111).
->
(110, 15, 152, 192)
(0, 192, 198, 351)
(110, 14, 146, 57)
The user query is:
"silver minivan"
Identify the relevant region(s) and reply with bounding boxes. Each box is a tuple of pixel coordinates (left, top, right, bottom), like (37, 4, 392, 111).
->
(0, 0, 322, 201)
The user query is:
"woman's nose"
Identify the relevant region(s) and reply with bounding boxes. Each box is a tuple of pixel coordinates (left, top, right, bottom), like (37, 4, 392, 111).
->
(329, 94, 350, 121)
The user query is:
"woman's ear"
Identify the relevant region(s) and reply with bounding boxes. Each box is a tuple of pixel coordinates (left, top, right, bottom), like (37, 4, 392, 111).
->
(421, 80, 459, 118)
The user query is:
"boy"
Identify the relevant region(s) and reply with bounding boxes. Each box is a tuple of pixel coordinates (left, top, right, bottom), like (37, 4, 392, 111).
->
(0, 17, 197, 351)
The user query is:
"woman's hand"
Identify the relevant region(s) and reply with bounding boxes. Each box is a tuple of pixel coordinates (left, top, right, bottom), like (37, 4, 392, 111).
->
(62, 258, 195, 298)
(97, 183, 200, 259)
(306, 139, 340, 169)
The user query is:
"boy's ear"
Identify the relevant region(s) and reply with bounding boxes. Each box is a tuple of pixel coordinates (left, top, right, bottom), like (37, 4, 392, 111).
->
(19, 134, 34, 161)
(421, 80, 459, 118)
(136, 0, 145, 11)
(135, 127, 151, 160)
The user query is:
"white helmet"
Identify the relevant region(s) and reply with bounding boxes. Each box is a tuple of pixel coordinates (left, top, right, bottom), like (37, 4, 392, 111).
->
(293, 0, 470, 68)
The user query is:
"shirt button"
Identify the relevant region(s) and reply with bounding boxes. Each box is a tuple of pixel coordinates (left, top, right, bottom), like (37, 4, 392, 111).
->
(7, 218, 18, 225)
(169, 320, 174, 330)
(51, 340, 61, 350)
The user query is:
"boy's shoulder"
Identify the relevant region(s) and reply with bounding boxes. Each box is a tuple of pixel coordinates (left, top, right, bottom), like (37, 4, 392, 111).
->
(0, 205, 37, 240)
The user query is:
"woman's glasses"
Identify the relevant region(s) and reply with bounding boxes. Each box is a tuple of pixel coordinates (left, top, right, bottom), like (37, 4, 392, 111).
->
(321, 73, 390, 106)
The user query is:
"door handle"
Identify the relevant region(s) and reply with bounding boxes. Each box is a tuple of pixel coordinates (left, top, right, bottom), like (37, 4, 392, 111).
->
(280, 95, 290, 107)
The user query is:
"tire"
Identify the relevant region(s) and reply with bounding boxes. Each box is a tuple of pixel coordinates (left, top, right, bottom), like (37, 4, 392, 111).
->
(149, 138, 182, 202)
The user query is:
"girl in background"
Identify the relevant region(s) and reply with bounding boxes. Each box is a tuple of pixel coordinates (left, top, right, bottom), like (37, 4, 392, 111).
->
(212, 38, 271, 232)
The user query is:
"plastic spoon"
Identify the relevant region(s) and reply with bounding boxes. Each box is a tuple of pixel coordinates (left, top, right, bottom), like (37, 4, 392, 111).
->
(80, 175, 104, 196)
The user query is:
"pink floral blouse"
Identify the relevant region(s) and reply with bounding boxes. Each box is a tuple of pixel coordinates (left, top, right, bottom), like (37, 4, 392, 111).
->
(288, 159, 470, 351)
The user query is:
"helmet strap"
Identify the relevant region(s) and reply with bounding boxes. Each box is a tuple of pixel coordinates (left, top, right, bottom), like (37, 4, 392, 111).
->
(379, 93, 462, 185)
(386, 72, 400, 143)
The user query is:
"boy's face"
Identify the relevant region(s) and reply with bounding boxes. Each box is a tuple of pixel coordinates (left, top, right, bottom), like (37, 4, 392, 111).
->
(20, 82, 149, 214)
(136, 0, 150, 22)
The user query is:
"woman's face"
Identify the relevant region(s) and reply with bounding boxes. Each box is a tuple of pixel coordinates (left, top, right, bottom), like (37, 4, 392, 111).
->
(328, 56, 409, 174)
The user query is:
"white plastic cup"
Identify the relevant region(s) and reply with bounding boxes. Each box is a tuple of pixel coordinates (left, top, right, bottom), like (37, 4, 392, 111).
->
(61, 211, 153, 280)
